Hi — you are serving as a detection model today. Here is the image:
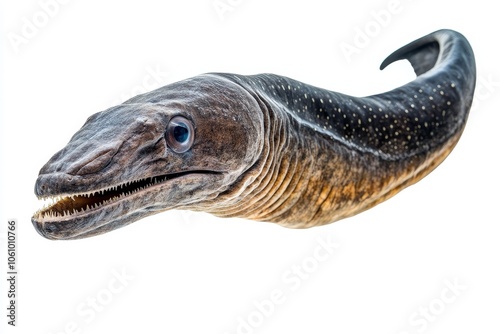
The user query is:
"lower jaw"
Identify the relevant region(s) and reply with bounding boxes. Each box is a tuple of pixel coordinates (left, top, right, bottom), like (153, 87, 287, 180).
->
(32, 197, 136, 240)
(31, 185, 177, 240)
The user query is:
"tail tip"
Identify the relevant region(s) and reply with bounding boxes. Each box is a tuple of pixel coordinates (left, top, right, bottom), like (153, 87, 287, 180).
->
(379, 29, 458, 76)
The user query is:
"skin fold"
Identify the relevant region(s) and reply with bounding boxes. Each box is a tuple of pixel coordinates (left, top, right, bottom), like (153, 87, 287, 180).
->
(32, 29, 476, 240)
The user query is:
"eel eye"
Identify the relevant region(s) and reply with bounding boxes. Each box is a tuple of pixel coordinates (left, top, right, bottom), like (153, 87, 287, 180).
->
(165, 116, 194, 153)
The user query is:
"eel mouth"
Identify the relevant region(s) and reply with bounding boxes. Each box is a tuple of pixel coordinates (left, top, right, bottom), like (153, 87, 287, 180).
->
(34, 175, 170, 220)
(32, 171, 219, 239)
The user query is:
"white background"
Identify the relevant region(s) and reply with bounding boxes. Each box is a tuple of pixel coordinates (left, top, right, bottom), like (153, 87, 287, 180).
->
(1, 0, 499, 333)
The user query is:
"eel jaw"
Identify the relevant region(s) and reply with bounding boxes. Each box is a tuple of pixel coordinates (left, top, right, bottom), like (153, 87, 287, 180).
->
(32, 171, 221, 240)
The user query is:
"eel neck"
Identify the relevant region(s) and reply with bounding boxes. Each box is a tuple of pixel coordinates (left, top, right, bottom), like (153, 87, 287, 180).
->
(203, 88, 314, 221)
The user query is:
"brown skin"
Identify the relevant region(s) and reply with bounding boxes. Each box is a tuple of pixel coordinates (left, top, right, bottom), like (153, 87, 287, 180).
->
(33, 29, 476, 239)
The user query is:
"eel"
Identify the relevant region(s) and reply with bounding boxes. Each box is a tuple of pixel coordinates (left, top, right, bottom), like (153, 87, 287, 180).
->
(32, 29, 476, 240)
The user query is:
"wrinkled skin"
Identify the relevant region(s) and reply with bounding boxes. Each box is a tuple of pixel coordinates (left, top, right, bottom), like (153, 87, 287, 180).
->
(33, 30, 476, 240)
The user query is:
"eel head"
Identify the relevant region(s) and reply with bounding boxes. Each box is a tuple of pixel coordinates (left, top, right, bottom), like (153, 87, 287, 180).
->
(32, 75, 263, 240)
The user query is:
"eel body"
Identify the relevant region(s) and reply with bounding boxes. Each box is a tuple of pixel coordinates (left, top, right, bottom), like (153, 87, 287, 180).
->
(32, 29, 476, 239)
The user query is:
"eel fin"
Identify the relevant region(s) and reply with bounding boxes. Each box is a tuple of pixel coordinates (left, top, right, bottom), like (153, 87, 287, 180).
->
(380, 33, 440, 76)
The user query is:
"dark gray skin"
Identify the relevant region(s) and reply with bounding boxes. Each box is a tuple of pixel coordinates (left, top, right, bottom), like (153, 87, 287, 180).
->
(33, 29, 476, 240)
